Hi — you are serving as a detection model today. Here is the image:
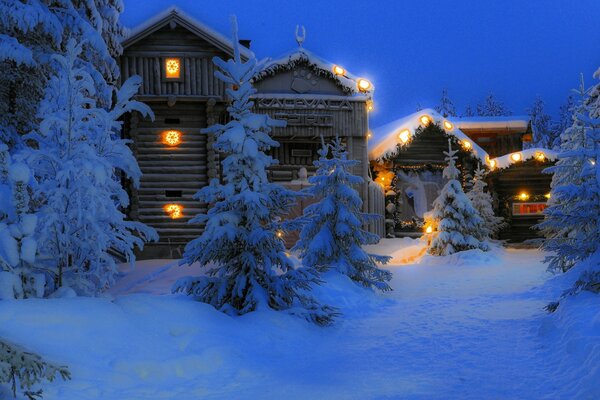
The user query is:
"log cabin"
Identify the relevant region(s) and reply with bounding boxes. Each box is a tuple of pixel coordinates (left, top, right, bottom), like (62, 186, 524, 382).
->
(120, 8, 384, 258)
(369, 109, 555, 241)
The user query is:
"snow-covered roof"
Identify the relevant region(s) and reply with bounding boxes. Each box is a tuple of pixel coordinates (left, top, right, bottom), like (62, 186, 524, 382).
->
(491, 148, 558, 170)
(453, 116, 530, 132)
(253, 48, 373, 97)
(368, 109, 489, 163)
(122, 7, 253, 59)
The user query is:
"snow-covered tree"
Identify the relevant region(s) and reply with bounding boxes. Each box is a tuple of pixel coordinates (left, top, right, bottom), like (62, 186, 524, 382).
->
(476, 93, 512, 117)
(428, 140, 489, 256)
(293, 137, 392, 291)
(538, 76, 600, 273)
(435, 88, 457, 117)
(526, 97, 553, 149)
(0, 338, 70, 400)
(552, 94, 575, 149)
(21, 40, 157, 295)
(173, 18, 334, 326)
(466, 166, 505, 239)
(463, 105, 474, 117)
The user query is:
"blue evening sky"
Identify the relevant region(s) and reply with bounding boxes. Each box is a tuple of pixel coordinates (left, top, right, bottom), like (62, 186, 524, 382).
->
(122, 0, 600, 128)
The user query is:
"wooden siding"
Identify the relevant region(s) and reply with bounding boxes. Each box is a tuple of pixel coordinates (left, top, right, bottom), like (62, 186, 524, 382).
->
(488, 159, 553, 242)
(130, 101, 209, 246)
(121, 25, 228, 98)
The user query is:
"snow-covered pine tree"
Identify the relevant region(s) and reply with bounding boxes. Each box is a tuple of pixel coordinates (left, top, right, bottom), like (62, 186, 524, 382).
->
(173, 18, 335, 326)
(526, 96, 553, 149)
(466, 165, 505, 239)
(552, 94, 575, 150)
(21, 40, 157, 295)
(476, 93, 512, 117)
(293, 137, 392, 291)
(0, 145, 43, 300)
(435, 88, 457, 117)
(428, 140, 489, 256)
(538, 76, 600, 273)
(0, 338, 70, 400)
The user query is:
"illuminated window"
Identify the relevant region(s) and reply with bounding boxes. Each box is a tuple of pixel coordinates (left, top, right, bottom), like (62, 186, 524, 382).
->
(164, 204, 183, 219)
(162, 130, 182, 146)
(512, 202, 547, 216)
(165, 58, 181, 79)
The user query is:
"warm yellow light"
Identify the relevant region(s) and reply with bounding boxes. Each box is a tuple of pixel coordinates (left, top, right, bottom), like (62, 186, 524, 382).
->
(357, 79, 371, 91)
(535, 151, 545, 162)
(462, 140, 472, 150)
(276, 230, 284, 238)
(425, 225, 433, 234)
(511, 152, 522, 162)
(545, 193, 551, 199)
(163, 130, 181, 146)
(518, 192, 529, 201)
(367, 131, 372, 139)
(591, 159, 596, 166)
(420, 115, 431, 126)
(367, 100, 374, 112)
(164, 203, 183, 219)
(444, 120, 453, 130)
(398, 129, 411, 144)
(380, 176, 385, 181)
(165, 58, 181, 79)
(333, 65, 346, 76)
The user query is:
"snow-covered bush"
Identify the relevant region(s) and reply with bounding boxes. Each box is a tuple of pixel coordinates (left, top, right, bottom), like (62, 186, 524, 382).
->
(174, 18, 335, 326)
(21, 40, 157, 296)
(538, 79, 598, 273)
(0, 339, 70, 400)
(293, 137, 392, 291)
(428, 140, 489, 256)
(466, 166, 505, 239)
(0, 145, 44, 299)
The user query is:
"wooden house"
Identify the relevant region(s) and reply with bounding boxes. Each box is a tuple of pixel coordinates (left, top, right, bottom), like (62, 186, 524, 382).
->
(120, 8, 384, 258)
(369, 109, 555, 241)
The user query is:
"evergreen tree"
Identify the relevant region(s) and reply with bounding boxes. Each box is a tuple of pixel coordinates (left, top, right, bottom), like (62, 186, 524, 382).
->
(476, 93, 512, 117)
(552, 94, 575, 149)
(21, 40, 157, 295)
(463, 105, 474, 117)
(293, 137, 392, 291)
(174, 18, 334, 326)
(435, 88, 457, 117)
(538, 76, 600, 273)
(526, 96, 553, 149)
(466, 166, 505, 239)
(428, 140, 489, 256)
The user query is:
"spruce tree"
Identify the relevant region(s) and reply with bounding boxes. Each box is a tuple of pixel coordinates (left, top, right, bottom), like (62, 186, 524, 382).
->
(435, 88, 457, 117)
(22, 40, 157, 295)
(466, 166, 505, 239)
(293, 137, 392, 291)
(476, 93, 512, 116)
(174, 18, 334, 325)
(428, 140, 489, 256)
(526, 96, 553, 149)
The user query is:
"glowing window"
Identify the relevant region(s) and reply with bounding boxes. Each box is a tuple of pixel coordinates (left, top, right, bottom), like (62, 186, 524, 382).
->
(512, 202, 547, 216)
(165, 58, 181, 79)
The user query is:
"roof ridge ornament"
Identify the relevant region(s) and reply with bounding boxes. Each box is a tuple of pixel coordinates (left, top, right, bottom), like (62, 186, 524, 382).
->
(295, 25, 306, 48)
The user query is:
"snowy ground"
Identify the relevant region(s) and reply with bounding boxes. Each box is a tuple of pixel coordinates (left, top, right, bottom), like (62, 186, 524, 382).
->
(1, 238, 598, 399)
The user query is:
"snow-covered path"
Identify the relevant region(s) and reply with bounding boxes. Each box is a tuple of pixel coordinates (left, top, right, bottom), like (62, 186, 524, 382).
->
(1, 239, 598, 399)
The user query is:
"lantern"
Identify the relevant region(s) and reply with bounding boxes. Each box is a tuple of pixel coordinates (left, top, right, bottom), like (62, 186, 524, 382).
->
(333, 65, 346, 76)
(444, 120, 453, 130)
(165, 58, 181, 79)
(357, 79, 372, 91)
(398, 129, 411, 144)
(420, 115, 431, 126)
(164, 203, 183, 219)
(511, 152, 522, 162)
(162, 130, 182, 146)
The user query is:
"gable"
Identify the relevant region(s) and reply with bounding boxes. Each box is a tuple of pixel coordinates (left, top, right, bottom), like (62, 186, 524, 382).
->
(125, 24, 229, 55)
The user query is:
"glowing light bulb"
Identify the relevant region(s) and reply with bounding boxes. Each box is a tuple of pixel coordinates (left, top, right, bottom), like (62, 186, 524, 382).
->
(518, 192, 529, 201)
(277, 230, 284, 238)
(333, 65, 346, 76)
(545, 193, 551, 199)
(535, 151, 545, 161)
(420, 115, 431, 126)
(367, 100, 374, 112)
(357, 79, 371, 91)
(511, 153, 522, 162)
(444, 120, 453, 130)
(462, 140, 472, 150)
(489, 159, 496, 169)
(163, 130, 181, 146)
(425, 226, 433, 234)
(398, 129, 411, 144)
(367, 132, 372, 139)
